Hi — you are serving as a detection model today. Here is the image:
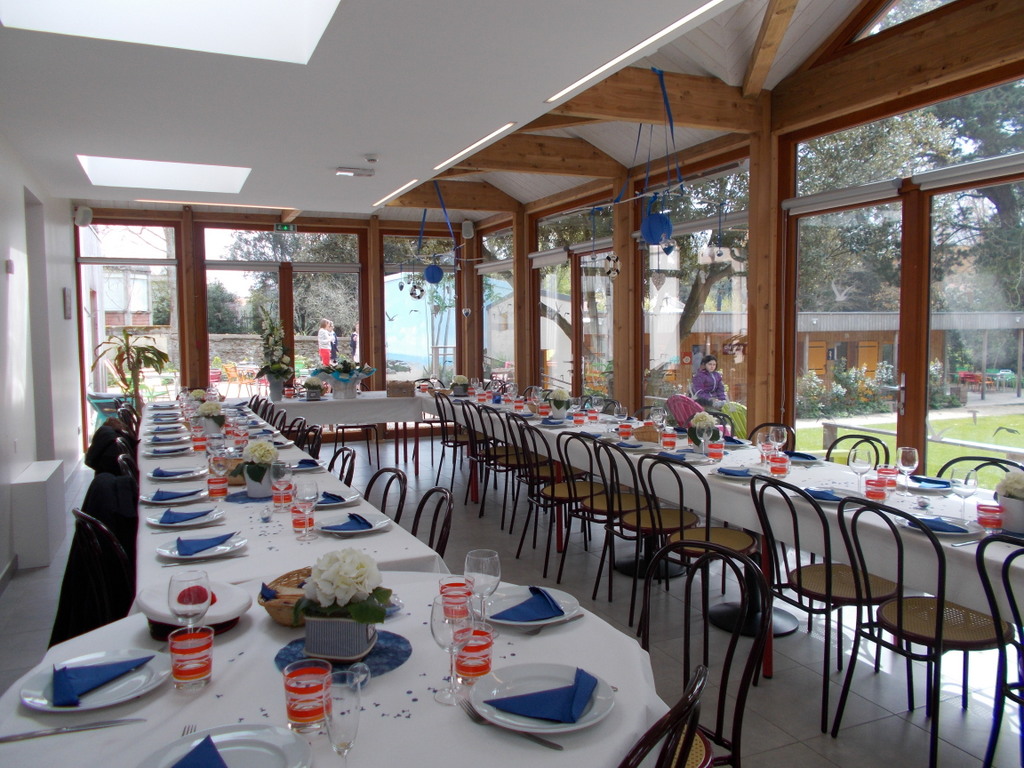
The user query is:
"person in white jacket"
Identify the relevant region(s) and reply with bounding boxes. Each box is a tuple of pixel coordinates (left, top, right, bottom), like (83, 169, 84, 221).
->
(317, 319, 334, 366)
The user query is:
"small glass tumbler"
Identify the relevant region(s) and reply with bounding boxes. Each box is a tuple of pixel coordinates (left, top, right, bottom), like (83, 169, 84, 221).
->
(768, 453, 790, 478)
(706, 441, 725, 462)
(169, 625, 214, 691)
(282, 658, 332, 733)
(455, 621, 494, 686)
(864, 476, 889, 501)
(977, 504, 1004, 534)
(439, 575, 475, 596)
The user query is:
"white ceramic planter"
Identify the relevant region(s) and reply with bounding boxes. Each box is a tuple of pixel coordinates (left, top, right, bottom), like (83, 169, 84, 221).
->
(304, 617, 378, 662)
(245, 472, 273, 500)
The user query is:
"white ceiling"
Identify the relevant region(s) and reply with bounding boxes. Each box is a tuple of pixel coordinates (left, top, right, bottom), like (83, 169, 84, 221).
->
(0, 0, 860, 221)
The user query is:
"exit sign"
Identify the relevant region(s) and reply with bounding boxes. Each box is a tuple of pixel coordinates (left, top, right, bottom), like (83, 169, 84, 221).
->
(274, 223, 298, 233)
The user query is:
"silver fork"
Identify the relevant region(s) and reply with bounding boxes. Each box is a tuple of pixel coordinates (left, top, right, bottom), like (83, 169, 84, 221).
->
(521, 612, 585, 635)
(181, 723, 197, 737)
(457, 697, 563, 750)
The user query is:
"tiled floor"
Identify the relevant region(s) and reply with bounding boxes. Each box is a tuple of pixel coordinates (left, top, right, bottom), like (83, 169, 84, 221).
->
(2, 444, 1020, 767)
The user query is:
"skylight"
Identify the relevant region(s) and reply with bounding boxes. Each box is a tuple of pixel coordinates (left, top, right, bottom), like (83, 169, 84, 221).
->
(0, 0, 341, 64)
(77, 155, 251, 194)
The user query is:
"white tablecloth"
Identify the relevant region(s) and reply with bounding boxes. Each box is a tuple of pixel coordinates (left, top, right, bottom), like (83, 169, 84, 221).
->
(0, 573, 667, 767)
(272, 391, 435, 425)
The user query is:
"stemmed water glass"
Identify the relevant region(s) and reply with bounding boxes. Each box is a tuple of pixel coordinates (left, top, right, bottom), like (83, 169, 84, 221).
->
(755, 428, 775, 465)
(271, 461, 294, 513)
(430, 593, 473, 705)
(768, 426, 788, 455)
(696, 425, 713, 455)
(614, 404, 629, 422)
(325, 663, 370, 766)
(848, 448, 873, 494)
(649, 407, 667, 429)
(168, 570, 211, 628)
(293, 478, 319, 540)
(896, 446, 919, 496)
(464, 549, 500, 621)
(950, 468, 978, 519)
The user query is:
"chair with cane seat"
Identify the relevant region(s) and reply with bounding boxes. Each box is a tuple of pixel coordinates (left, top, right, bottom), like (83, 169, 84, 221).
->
(617, 665, 710, 768)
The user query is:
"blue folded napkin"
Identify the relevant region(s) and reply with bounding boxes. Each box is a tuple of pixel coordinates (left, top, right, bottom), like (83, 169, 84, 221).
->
(485, 667, 598, 723)
(152, 467, 194, 478)
(322, 513, 373, 532)
(579, 431, 602, 438)
(657, 451, 692, 465)
(320, 491, 346, 504)
(150, 435, 183, 444)
(152, 488, 201, 502)
(491, 587, 565, 622)
(616, 441, 643, 449)
(723, 435, 745, 445)
(176, 531, 235, 556)
(152, 416, 179, 422)
(804, 488, 843, 502)
(152, 446, 190, 455)
(153, 425, 181, 433)
(541, 418, 565, 426)
(910, 517, 968, 534)
(909, 475, 952, 489)
(260, 583, 278, 601)
(171, 735, 228, 768)
(52, 656, 154, 707)
(296, 459, 319, 468)
(717, 467, 751, 477)
(247, 419, 260, 426)
(272, 441, 291, 448)
(784, 451, 819, 462)
(159, 508, 213, 525)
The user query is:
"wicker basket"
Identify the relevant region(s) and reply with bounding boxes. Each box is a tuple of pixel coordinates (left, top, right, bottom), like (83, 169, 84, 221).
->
(225, 457, 245, 486)
(632, 424, 660, 443)
(258, 567, 311, 627)
(387, 380, 416, 397)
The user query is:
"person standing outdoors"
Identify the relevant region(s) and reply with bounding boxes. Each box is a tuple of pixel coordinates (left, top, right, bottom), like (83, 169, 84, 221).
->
(317, 319, 333, 366)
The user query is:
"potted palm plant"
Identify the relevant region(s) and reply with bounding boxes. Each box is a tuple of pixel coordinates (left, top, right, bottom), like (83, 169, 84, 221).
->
(92, 329, 170, 407)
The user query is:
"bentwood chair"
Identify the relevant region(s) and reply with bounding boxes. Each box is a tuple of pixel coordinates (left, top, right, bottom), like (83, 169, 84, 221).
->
(512, 422, 573, 578)
(295, 424, 323, 459)
(746, 422, 795, 451)
(831, 498, 1012, 768)
(639, 541, 771, 768)
(938, 456, 1024, 491)
(433, 392, 469, 489)
(750, 476, 896, 733)
(363, 467, 408, 524)
(616, 665, 709, 768)
(976, 534, 1024, 768)
(327, 445, 357, 485)
(410, 486, 453, 558)
(476, 406, 529, 530)
(825, 433, 890, 466)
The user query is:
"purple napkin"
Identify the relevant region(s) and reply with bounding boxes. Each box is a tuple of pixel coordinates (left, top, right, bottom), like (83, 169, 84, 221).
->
(159, 508, 213, 525)
(541, 418, 565, 426)
(152, 488, 201, 502)
(51, 656, 154, 706)
(491, 587, 564, 622)
(909, 475, 952, 490)
(171, 735, 228, 768)
(260, 583, 278, 601)
(322, 513, 373, 532)
(615, 441, 643, 449)
(176, 531, 235, 556)
(152, 467, 194, 478)
(485, 668, 597, 723)
(724, 435, 745, 445)
(804, 488, 843, 502)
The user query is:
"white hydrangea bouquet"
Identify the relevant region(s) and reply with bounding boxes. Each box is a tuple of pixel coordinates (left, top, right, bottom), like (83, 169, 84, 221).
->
(996, 469, 1024, 501)
(230, 439, 278, 483)
(197, 399, 225, 427)
(687, 411, 721, 445)
(294, 549, 392, 624)
(190, 388, 206, 401)
(548, 388, 570, 410)
(451, 374, 469, 385)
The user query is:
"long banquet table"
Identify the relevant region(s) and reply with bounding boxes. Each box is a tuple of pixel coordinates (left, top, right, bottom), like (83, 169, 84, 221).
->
(0, 571, 667, 766)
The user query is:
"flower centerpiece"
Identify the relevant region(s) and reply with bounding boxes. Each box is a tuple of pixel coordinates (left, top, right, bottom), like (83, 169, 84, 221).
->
(995, 469, 1024, 533)
(312, 358, 376, 400)
(450, 374, 469, 397)
(547, 388, 570, 419)
(254, 307, 294, 401)
(302, 376, 324, 401)
(294, 549, 392, 661)
(687, 411, 721, 451)
(197, 399, 225, 435)
(230, 439, 278, 498)
(190, 388, 206, 401)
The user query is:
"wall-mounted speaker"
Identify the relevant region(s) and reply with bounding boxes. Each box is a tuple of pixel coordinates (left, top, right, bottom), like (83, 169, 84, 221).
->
(461, 220, 475, 240)
(74, 206, 93, 227)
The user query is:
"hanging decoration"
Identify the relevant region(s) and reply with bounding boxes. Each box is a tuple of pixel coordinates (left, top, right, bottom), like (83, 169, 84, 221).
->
(640, 194, 672, 245)
(461, 307, 472, 318)
(651, 270, 667, 291)
(604, 254, 621, 279)
(409, 284, 425, 300)
(424, 264, 444, 284)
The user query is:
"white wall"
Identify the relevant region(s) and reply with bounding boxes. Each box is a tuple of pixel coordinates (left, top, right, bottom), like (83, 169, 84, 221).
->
(0, 131, 82, 580)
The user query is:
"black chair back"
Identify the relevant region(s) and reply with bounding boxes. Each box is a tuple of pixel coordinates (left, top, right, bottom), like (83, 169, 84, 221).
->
(363, 467, 408, 524)
(328, 445, 357, 485)
(410, 486, 454, 557)
(825, 433, 890, 466)
(747, 422, 795, 451)
(617, 665, 708, 768)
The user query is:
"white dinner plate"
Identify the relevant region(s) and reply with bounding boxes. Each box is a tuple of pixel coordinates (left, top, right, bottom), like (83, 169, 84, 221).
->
(714, 467, 769, 481)
(148, 402, 180, 410)
(288, 462, 323, 473)
(143, 446, 193, 458)
(907, 479, 953, 495)
(786, 455, 823, 466)
(315, 487, 362, 509)
(149, 416, 185, 424)
(900, 515, 983, 537)
(271, 439, 295, 449)
(485, 586, 580, 628)
(156, 534, 247, 560)
(144, 436, 191, 447)
(144, 426, 187, 436)
(139, 724, 312, 768)
(139, 488, 209, 506)
(145, 507, 225, 528)
(470, 663, 615, 734)
(135, 580, 252, 626)
(315, 509, 392, 536)
(146, 466, 208, 482)
(20, 649, 171, 712)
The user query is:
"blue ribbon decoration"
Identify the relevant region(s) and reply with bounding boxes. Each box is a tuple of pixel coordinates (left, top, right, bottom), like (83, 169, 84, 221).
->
(651, 67, 684, 192)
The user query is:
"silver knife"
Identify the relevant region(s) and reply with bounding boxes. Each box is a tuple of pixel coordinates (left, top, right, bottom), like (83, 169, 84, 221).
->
(0, 718, 146, 743)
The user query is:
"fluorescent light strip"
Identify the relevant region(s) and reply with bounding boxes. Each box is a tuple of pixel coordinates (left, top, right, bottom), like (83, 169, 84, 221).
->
(136, 198, 298, 211)
(432, 122, 517, 171)
(545, 0, 730, 103)
(373, 179, 420, 208)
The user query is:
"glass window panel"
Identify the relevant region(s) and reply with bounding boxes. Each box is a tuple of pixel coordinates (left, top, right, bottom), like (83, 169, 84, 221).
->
(482, 229, 513, 263)
(79, 224, 175, 259)
(581, 253, 614, 398)
(206, 266, 279, 392)
(793, 203, 902, 452)
(659, 171, 749, 223)
(926, 180, 1024, 482)
(482, 268, 514, 382)
(293, 271, 360, 375)
(857, 0, 955, 39)
(537, 209, 612, 251)
(205, 228, 359, 263)
(538, 262, 573, 391)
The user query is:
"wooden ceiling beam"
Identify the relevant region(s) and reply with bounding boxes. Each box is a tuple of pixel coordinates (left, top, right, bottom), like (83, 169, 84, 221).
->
(387, 179, 521, 211)
(549, 66, 759, 133)
(520, 114, 603, 132)
(452, 134, 623, 178)
(742, 0, 799, 97)
(774, 0, 1024, 133)
(280, 209, 301, 223)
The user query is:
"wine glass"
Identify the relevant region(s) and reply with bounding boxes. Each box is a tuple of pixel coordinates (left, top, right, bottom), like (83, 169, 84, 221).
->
(614, 404, 629, 422)
(950, 468, 978, 519)
(696, 425, 713, 454)
(325, 664, 370, 766)
(168, 570, 211, 628)
(271, 461, 294, 514)
(464, 549, 500, 621)
(293, 478, 319, 540)
(649, 407, 667, 429)
(505, 382, 518, 400)
(768, 426, 788, 454)
(848, 448, 873, 494)
(896, 446, 919, 496)
(430, 593, 473, 705)
(756, 429, 775, 465)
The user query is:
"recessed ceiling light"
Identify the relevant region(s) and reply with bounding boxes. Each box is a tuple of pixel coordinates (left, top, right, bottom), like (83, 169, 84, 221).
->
(336, 167, 375, 178)
(374, 179, 420, 208)
(433, 122, 517, 172)
(0, 0, 341, 64)
(78, 155, 250, 193)
(136, 199, 297, 211)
